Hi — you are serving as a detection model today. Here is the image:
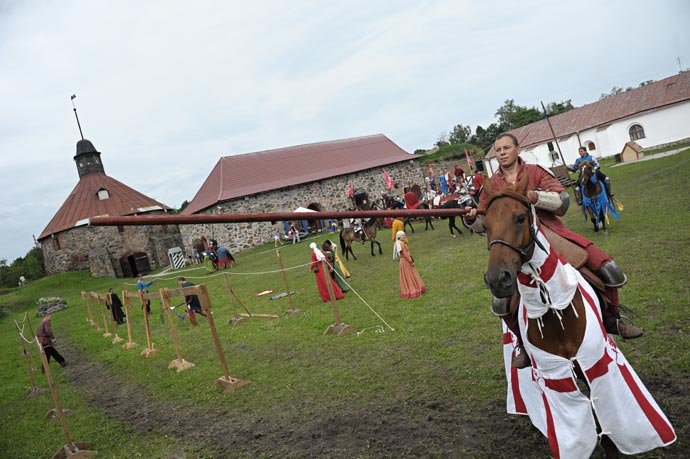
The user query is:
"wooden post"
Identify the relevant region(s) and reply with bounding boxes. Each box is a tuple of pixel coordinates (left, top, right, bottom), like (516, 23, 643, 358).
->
(223, 273, 246, 325)
(277, 249, 302, 316)
(160, 288, 195, 372)
(80, 291, 96, 326)
(92, 293, 111, 338)
(322, 259, 356, 336)
(14, 317, 47, 397)
(38, 342, 97, 459)
(198, 284, 250, 393)
(121, 290, 139, 350)
(139, 290, 160, 358)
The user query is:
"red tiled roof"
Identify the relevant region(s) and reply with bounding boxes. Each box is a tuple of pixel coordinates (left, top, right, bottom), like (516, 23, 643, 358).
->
(39, 173, 170, 240)
(182, 134, 414, 214)
(486, 72, 690, 158)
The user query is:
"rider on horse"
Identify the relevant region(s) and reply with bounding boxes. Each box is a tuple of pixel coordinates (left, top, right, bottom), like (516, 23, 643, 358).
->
(568, 146, 613, 204)
(464, 133, 642, 368)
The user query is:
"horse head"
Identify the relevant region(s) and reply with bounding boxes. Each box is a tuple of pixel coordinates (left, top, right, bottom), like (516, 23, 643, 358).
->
(578, 160, 598, 184)
(482, 173, 539, 299)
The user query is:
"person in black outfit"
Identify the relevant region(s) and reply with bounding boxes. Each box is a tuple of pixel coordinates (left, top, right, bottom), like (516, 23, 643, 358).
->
(107, 288, 126, 324)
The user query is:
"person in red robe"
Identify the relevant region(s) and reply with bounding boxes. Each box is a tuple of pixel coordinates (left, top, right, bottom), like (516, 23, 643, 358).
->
(309, 242, 344, 302)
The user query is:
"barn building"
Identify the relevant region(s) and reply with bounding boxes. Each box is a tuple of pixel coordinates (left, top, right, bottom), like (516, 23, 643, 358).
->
(179, 134, 423, 255)
(483, 71, 690, 174)
(38, 138, 183, 278)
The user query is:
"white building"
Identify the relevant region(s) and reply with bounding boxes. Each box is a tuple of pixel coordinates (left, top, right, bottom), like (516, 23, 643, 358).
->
(484, 71, 690, 174)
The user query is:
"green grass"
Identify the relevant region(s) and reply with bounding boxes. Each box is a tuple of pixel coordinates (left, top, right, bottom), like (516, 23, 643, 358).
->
(1, 149, 689, 458)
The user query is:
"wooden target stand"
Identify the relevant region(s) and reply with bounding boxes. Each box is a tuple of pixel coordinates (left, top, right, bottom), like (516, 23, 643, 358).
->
(37, 342, 97, 459)
(14, 316, 47, 397)
(80, 292, 97, 328)
(276, 249, 302, 316)
(196, 283, 250, 393)
(104, 292, 124, 344)
(159, 287, 195, 372)
(222, 273, 280, 325)
(138, 290, 161, 357)
(321, 259, 356, 336)
(89, 293, 112, 338)
(120, 290, 139, 350)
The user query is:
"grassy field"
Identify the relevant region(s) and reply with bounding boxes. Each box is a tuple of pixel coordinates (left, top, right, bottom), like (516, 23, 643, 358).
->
(1, 149, 689, 458)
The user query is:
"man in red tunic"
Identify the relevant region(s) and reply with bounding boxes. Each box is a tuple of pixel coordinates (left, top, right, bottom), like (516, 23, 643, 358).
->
(464, 133, 642, 368)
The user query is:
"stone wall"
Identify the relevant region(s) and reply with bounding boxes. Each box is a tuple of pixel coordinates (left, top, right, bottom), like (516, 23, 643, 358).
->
(41, 212, 183, 278)
(179, 161, 425, 255)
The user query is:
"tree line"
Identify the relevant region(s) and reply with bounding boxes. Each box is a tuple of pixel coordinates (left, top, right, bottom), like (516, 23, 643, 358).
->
(0, 246, 45, 289)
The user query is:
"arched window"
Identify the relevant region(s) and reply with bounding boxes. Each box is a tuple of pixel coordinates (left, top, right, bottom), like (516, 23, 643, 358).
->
(629, 124, 646, 141)
(587, 142, 596, 151)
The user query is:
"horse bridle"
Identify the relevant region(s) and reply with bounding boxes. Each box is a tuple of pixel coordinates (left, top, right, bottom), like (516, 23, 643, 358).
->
(485, 190, 547, 258)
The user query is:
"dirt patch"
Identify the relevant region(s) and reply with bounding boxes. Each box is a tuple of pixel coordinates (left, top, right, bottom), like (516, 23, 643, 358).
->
(59, 341, 686, 458)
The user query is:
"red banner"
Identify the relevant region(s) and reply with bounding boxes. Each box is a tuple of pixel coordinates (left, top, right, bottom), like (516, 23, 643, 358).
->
(464, 147, 473, 167)
(383, 169, 395, 190)
(348, 180, 354, 198)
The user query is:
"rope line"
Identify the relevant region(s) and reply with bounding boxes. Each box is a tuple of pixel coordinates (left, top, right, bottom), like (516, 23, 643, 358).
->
(14, 313, 37, 344)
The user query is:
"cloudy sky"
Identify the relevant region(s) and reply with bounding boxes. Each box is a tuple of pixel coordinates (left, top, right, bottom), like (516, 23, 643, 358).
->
(1, 0, 688, 263)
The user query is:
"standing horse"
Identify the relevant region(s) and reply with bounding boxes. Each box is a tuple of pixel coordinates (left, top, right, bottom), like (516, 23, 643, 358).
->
(578, 161, 620, 234)
(339, 216, 383, 260)
(482, 175, 675, 459)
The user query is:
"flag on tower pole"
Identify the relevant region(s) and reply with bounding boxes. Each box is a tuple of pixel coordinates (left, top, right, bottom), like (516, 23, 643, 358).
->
(348, 180, 354, 198)
(464, 147, 473, 167)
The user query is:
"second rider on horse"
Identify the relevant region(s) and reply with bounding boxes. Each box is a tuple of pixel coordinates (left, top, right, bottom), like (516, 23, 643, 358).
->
(464, 133, 642, 368)
(568, 146, 614, 205)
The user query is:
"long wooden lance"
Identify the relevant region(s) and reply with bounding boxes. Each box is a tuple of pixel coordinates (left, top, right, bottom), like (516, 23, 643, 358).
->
(88, 209, 470, 227)
(540, 101, 567, 167)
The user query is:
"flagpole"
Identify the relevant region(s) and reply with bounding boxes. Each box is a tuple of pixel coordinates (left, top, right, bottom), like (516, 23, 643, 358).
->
(70, 95, 85, 141)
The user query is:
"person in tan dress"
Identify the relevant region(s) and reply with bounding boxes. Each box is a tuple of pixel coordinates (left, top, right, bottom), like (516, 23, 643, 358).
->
(393, 231, 426, 298)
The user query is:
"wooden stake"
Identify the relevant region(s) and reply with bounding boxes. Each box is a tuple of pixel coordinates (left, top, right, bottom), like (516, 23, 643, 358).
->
(91, 293, 111, 338)
(139, 290, 160, 357)
(321, 259, 356, 336)
(80, 291, 96, 327)
(37, 342, 97, 459)
(14, 318, 47, 397)
(277, 249, 302, 316)
(160, 288, 195, 372)
(121, 290, 139, 350)
(223, 273, 246, 325)
(198, 284, 249, 393)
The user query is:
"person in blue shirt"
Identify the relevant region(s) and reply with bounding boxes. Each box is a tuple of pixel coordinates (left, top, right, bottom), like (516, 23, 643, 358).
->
(568, 146, 614, 203)
(136, 274, 153, 314)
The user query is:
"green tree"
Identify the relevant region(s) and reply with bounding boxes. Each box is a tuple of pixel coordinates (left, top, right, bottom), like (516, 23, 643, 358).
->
(435, 132, 450, 148)
(544, 99, 575, 116)
(448, 124, 471, 145)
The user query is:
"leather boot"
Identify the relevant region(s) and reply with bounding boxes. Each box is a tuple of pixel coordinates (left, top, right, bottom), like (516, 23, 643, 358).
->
(603, 314, 643, 339)
(59, 361, 67, 368)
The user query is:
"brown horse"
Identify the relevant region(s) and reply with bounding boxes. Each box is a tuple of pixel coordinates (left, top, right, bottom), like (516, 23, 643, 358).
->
(578, 160, 620, 234)
(481, 174, 675, 458)
(339, 216, 383, 260)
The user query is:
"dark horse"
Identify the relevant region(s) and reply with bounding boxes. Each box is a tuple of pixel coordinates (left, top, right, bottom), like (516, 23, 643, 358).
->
(578, 161, 620, 234)
(481, 174, 674, 458)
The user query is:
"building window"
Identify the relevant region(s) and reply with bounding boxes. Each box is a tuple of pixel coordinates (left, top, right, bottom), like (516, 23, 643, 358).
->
(117, 225, 125, 235)
(51, 234, 61, 251)
(629, 124, 646, 141)
(97, 188, 110, 200)
(587, 142, 596, 151)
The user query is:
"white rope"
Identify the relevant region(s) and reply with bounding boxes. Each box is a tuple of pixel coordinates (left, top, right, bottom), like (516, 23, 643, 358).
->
(331, 266, 395, 333)
(14, 314, 37, 344)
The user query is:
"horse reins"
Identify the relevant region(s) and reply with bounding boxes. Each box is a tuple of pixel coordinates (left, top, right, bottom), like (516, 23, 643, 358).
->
(485, 190, 547, 258)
